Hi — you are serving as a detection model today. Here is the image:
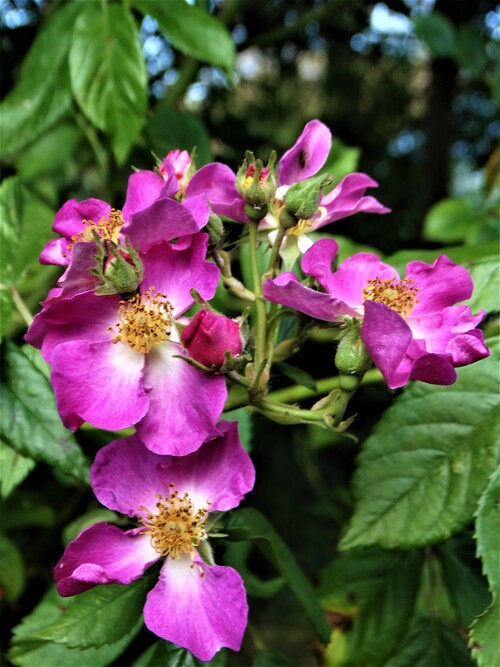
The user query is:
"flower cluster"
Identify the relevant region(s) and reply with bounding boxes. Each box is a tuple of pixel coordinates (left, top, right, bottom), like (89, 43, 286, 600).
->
(26, 120, 489, 659)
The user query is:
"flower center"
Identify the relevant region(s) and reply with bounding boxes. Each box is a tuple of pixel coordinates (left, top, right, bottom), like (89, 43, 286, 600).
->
(68, 209, 124, 250)
(139, 484, 210, 559)
(362, 277, 419, 318)
(109, 287, 173, 353)
(242, 164, 270, 191)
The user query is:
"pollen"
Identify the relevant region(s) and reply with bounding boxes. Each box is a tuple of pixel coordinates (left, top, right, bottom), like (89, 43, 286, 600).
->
(362, 277, 419, 318)
(139, 484, 210, 559)
(243, 165, 269, 191)
(68, 209, 124, 250)
(287, 218, 315, 236)
(109, 287, 173, 353)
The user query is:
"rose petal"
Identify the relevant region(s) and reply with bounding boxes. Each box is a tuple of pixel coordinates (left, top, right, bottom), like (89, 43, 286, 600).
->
(155, 421, 255, 512)
(50, 340, 148, 431)
(278, 120, 331, 186)
(406, 255, 474, 314)
(361, 300, 413, 388)
(137, 342, 226, 456)
(186, 163, 248, 223)
(141, 234, 219, 317)
(144, 555, 247, 662)
(55, 524, 158, 596)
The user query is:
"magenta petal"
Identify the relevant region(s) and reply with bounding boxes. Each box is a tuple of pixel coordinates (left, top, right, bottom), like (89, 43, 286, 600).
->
(156, 421, 255, 511)
(144, 556, 247, 661)
(263, 273, 356, 321)
(52, 198, 111, 237)
(39, 238, 72, 266)
(186, 163, 249, 223)
(91, 436, 168, 517)
(122, 171, 175, 221)
(327, 253, 398, 308)
(137, 343, 227, 456)
(362, 300, 413, 388)
(317, 172, 390, 227)
(55, 524, 158, 596)
(278, 120, 331, 186)
(409, 354, 457, 385)
(406, 255, 474, 314)
(141, 234, 220, 317)
(301, 238, 339, 292)
(181, 193, 210, 230)
(125, 198, 203, 251)
(25, 292, 121, 362)
(446, 329, 490, 366)
(50, 340, 148, 431)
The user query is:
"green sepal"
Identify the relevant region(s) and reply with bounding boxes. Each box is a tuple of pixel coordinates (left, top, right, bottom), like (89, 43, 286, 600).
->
(284, 173, 334, 220)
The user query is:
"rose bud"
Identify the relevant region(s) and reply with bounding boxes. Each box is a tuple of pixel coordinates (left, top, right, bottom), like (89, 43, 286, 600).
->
(181, 310, 244, 368)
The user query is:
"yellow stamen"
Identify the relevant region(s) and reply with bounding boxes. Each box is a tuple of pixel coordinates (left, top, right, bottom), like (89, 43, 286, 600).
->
(68, 209, 124, 251)
(139, 484, 210, 559)
(109, 287, 173, 353)
(362, 277, 419, 318)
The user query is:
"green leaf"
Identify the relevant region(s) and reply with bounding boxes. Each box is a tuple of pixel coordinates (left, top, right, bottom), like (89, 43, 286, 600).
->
(253, 652, 295, 667)
(0, 3, 80, 157)
(226, 507, 331, 644)
(16, 122, 83, 179)
(34, 576, 151, 648)
(437, 535, 491, 627)
(0, 343, 90, 484)
(275, 362, 317, 392)
(469, 468, 500, 667)
(0, 490, 55, 531)
(422, 198, 478, 243)
(466, 256, 500, 314)
(0, 177, 55, 285)
(69, 3, 147, 164)
(319, 548, 423, 666)
(133, 0, 235, 75)
(340, 356, 500, 550)
(224, 541, 285, 598)
(0, 440, 35, 499)
(384, 617, 474, 667)
(413, 12, 455, 57)
(9, 587, 142, 667)
(223, 407, 253, 452)
(133, 640, 227, 666)
(455, 25, 488, 77)
(147, 105, 213, 167)
(0, 532, 25, 601)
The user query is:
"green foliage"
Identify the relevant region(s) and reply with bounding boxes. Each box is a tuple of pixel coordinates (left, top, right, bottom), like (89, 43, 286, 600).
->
(0, 2, 80, 157)
(223, 407, 253, 452)
(275, 361, 317, 391)
(224, 541, 285, 598)
(320, 548, 423, 666)
(147, 105, 213, 167)
(455, 25, 489, 77)
(133, 640, 227, 666)
(133, 0, 235, 75)
(33, 577, 151, 648)
(226, 507, 331, 645)
(0, 177, 55, 339)
(413, 12, 455, 57)
(470, 468, 500, 667)
(0, 532, 25, 601)
(0, 344, 90, 483)
(340, 355, 499, 550)
(0, 441, 35, 499)
(9, 586, 143, 667)
(69, 2, 147, 164)
(253, 652, 295, 667)
(383, 617, 474, 667)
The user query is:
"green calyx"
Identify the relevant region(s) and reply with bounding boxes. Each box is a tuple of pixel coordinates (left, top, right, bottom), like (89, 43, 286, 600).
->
(334, 318, 373, 385)
(91, 237, 144, 296)
(284, 173, 334, 221)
